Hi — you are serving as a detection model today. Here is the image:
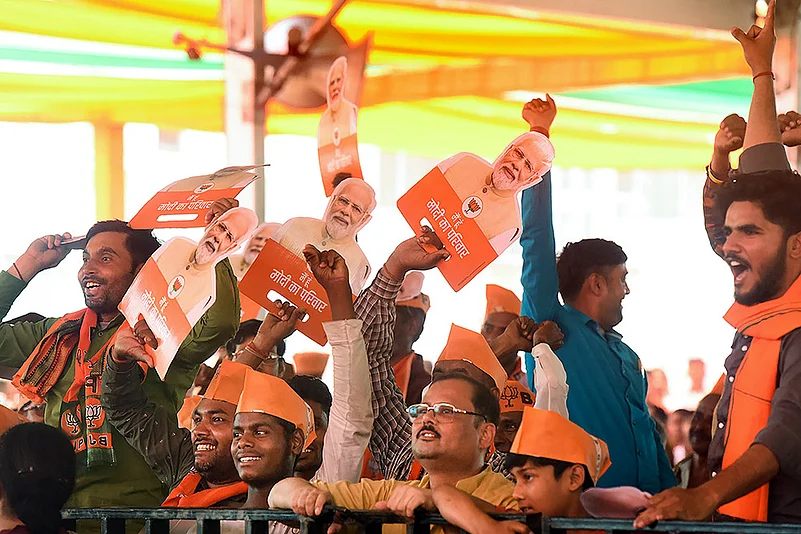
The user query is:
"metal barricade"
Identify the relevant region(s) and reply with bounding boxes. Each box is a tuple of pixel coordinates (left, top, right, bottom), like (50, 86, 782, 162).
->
(60, 508, 801, 534)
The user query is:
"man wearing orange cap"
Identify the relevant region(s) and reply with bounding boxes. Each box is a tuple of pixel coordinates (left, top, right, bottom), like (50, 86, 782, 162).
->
(269, 373, 517, 530)
(433, 407, 613, 533)
(482, 284, 526, 382)
(496, 379, 535, 454)
(393, 272, 432, 405)
(233, 367, 316, 509)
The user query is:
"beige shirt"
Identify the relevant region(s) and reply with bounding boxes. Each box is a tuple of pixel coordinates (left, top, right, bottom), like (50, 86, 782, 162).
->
(439, 153, 521, 255)
(272, 218, 370, 294)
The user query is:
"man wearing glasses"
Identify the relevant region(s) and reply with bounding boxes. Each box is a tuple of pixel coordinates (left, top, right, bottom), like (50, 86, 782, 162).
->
(273, 178, 375, 294)
(269, 373, 518, 526)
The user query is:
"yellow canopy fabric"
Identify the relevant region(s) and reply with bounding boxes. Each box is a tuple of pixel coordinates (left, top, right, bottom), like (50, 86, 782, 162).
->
(0, 0, 750, 170)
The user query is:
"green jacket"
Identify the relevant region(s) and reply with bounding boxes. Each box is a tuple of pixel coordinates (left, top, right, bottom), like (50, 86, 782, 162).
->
(0, 261, 239, 508)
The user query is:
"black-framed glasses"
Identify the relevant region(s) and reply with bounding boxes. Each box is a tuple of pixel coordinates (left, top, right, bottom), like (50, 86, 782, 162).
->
(407, 403, 487, 424)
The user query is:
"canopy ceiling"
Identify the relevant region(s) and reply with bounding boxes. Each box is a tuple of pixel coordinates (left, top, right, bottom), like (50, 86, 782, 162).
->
(0, 0, 753, 169)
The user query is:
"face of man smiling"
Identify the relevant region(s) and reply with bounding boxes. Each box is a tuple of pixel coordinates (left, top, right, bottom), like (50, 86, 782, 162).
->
(78, 232, 138, 323)
(231, 412, 302, 488)
(191, 398, 240, 485)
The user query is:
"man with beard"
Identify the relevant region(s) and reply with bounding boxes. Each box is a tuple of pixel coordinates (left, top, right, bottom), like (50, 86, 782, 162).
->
(519, 94, 674, 493)
(438, 128, 555, 255)
(231, 223, 281, 280)
(272, 178, 375, 293)
(0, 201, 240, 508)
(269, 374, 517, 532)
(636, 4, 801, 524)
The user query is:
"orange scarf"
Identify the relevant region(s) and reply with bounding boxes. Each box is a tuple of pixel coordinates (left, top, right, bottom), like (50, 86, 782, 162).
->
(163, 473, 248, 508)
(12, 309, 120, 466)
(718, 275, 801, 521)
(392, 353, 416, 400)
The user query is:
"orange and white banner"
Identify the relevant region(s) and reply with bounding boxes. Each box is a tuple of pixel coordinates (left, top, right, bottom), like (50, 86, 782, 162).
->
(397, 166, 498, 292)
(130, 165, 262, 229)
(240, 240, 338, 346)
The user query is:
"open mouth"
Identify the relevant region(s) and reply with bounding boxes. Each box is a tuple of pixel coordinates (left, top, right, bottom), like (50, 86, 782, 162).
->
(416, 427, 440, 441)
(728, 258, 751, 284)
(83, 279, 103, 297)
(204, 241, 217, 254)
(194, 443, 217, 453)
(237, 455, 261, 464)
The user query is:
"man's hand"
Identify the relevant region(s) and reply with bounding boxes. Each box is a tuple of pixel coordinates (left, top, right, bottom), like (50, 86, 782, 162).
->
(522, 94, 557, 135)
(13, 233, 75, 281)
(533, 320, 564, 351)
(290, 486, 332, 517)
(633, 487, 717, 529)
(204, 198, 239, 225)
(500, 317, 538, 353)
(731, 0, 776, 75)
(383, 226, 450, 282)
(112, 321, 156, 368)
(714, 114, 746, 154)
(302, 245, 350, 292)
(779, 110, 801, 146)
(375, 486, 435, 519)
(254, 300, 306, 348)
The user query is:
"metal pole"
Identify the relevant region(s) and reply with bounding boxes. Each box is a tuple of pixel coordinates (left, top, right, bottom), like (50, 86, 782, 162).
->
(222, 0, 266, 222)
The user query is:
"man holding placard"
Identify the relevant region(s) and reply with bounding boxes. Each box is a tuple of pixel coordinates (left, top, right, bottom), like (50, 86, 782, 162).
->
(0, 200, 240, 509)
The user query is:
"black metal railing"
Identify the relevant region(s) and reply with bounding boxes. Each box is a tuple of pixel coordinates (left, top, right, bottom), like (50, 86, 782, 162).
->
(60, 508, 801, 534)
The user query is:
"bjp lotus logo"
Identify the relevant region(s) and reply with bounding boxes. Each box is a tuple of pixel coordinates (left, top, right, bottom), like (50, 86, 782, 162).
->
(193, 182, 215, 194)
(461, 196, 483, 219)
(167, 275, 185, 299)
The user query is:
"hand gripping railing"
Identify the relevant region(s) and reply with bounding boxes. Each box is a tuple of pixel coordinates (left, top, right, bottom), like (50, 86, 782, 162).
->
(60, 508, 801, 534)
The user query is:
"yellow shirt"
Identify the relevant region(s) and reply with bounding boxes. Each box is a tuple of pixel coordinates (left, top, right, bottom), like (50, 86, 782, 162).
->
(315, 467, 518, 534)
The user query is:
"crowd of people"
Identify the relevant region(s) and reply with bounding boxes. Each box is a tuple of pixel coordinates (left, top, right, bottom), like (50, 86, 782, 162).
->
(0, 2, 800, 533)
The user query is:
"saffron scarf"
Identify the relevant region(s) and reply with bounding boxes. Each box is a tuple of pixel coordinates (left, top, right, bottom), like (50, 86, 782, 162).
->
(718, 275, 801, 521)
(13, 309, 119, 467)
(162, 473, 248, 507)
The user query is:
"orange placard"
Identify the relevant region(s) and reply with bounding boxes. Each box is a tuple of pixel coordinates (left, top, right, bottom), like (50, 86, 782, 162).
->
(119, 237, 218, 379)
(397, 166, 498, 292)
(129, 165, 263, 229)
(239, 292, 264, 322)
(239, 240, 336, 346)
(318, 134, 363, 197)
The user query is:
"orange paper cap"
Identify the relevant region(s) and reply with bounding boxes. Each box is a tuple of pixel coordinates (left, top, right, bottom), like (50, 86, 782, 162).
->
(485, 285, 521, 319)
(293, 352, 330, 378)
(499, 380, 535, 413)
(236, 368, 316, 448)
(178, 396, 202, 430)
(204, 360, 250, 406)
(511, 407, 611, 485)
(437, 324, 507, 390)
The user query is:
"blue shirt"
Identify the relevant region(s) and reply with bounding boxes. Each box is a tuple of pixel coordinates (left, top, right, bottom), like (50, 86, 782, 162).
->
(519, 172, 675, 493)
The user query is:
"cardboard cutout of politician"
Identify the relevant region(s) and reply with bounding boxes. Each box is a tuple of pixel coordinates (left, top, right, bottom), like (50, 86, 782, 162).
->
(318, 57, 364, 197)
(230, 222, 282, 321)
(398, 132, 555, 291)
(240, 179, 375, 345)
(119, 207, 259, 378)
